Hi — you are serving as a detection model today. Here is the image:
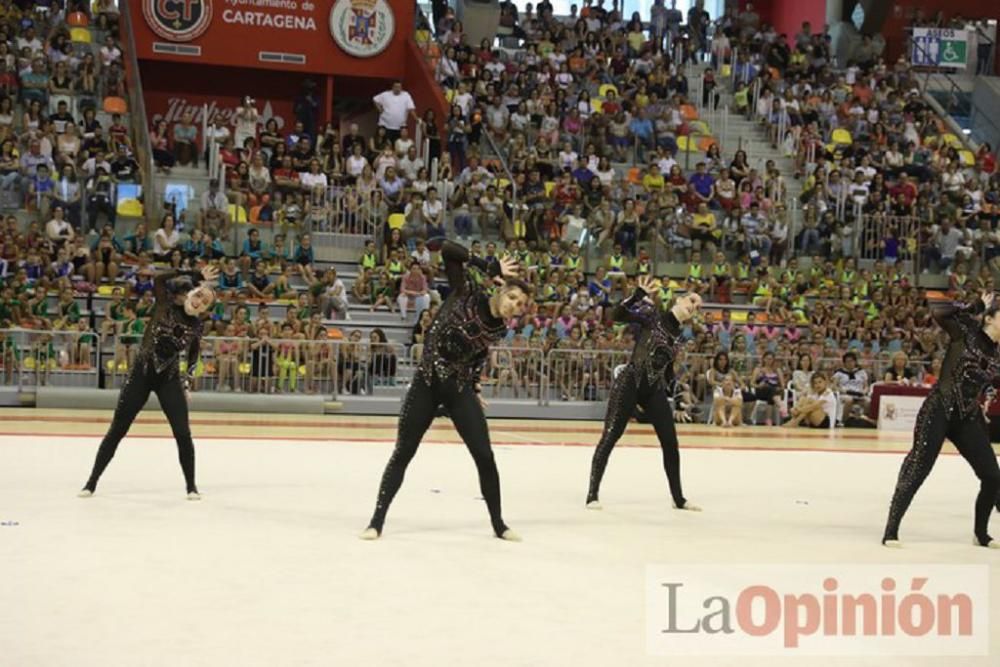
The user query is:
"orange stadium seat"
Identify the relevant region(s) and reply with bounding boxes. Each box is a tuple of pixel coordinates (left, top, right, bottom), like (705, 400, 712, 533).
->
(67, 12, 89, 27)
(103, 97, 127, 114)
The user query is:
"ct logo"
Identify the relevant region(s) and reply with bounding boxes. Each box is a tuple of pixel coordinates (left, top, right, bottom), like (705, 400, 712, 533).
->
(143, 0, 213, 42)
(329, 0, 395, 58)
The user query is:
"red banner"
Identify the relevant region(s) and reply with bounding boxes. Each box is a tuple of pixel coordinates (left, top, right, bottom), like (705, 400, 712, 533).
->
(132, 0, 414, 79)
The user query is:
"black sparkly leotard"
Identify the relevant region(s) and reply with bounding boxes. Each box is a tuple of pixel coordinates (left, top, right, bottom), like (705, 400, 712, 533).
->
(366, 241, 512, 537)
(587, 287, 689, 508)
(83, 270, 205, 494)
(883, 300, 1000, 546)
(419, 244, 506, 391)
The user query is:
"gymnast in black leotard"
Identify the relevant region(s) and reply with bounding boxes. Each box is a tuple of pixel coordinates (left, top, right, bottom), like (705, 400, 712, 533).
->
(883, 292, 1000, 548)
(587, 275, 703, 511)
(362, 241, 530, 540)
(79, 264, 218, 500)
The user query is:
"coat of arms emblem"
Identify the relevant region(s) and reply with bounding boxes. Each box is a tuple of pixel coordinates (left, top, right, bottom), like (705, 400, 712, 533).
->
(329, 0, 395, 58)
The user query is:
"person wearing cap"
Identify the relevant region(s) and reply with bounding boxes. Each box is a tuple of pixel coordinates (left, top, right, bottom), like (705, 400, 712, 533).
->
(199, 178, 230, 236)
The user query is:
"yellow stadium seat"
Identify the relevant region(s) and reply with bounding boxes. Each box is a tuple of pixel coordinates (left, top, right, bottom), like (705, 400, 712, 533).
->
(543, 181, 555, 196)
(598, 84, 618, 98)
(69, 28, 92, 43)
(497, 178, 511, 191)
(720, 64, 731, 77)
(388, 213, 406, 230)
(677, 135, 698, 153)
(688, 120, 710, 135)
(97, 285, 115, 296)
(941, 133, 962, 148)
(228, 204, 248, 223)
(959, 149, 976, 166)
(831, 128, 853, 145)
(590, 98, 604, 114)
(116, 198, 143, 218)
(444, 88, 455, 103)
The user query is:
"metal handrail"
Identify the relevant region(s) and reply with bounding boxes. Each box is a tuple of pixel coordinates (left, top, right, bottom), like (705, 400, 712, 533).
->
(909, 28, 1000, 147)
(118, 0, 157, 224)
(481, 127, 518, 214)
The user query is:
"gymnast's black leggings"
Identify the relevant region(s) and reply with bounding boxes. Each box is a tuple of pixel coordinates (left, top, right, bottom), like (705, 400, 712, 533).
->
(83, 360, 197, 493)
(884, 394, 1000, 544)
(587, 364, 686, 507)
(367, 370, 508, 537)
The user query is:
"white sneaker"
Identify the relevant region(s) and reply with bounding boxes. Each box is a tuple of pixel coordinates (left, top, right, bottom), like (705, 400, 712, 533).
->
(883, 539, 903, 548)
(586, 500, 602, 510)
(344, 313, 352, 321)
(359, 527, 380, 540)
(674, 501, 703, 512)
(77, 489, 93, 498)
(187, 492, 201, 501)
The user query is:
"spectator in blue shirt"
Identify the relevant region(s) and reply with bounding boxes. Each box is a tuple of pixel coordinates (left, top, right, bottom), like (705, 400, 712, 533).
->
(240, 227, 265, 274)
(689, 161, 715, 203)
(571, 158, 594, 187)
(628, 109, 654, 161)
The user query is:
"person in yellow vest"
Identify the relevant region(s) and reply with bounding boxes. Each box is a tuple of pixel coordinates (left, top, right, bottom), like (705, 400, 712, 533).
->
(686, 249, 706, 293)
(657, 280, 674, 311)
(789, 293, 808, 323)
(752, 275, 775, 310)
(564, 241, 583, 272)
(386, 248, 406, 291)
(734, 253, 753, 293)
(607, 243, 627, 292)
(358, 239, 379, 274)
(780, 257, 800, 285)
(839, 258, 858, 286)
(733, 81, 750, 115)
(635, 248, 652, 276)
(852, 276, 869, 300)
(709, 251, 731, 303)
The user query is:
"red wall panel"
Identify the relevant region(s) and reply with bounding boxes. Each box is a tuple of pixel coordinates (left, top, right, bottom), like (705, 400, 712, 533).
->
(131, 0, 414, 78)
(764, 0, 825, 46)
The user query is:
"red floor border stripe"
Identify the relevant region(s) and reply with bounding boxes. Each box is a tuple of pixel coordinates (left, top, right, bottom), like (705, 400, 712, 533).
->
(0, 430, 955, 456)
(0, 414, 909, 441)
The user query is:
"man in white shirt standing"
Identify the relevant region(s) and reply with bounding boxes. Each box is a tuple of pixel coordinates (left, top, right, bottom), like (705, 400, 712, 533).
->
(373, 81, 418, 143)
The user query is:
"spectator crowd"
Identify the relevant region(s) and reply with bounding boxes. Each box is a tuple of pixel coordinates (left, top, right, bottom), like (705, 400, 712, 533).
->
(1, 0, 999, 425)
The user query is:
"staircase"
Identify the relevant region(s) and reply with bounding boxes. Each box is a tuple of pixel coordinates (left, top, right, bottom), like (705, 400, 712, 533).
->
(694, 63, 806, 255)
